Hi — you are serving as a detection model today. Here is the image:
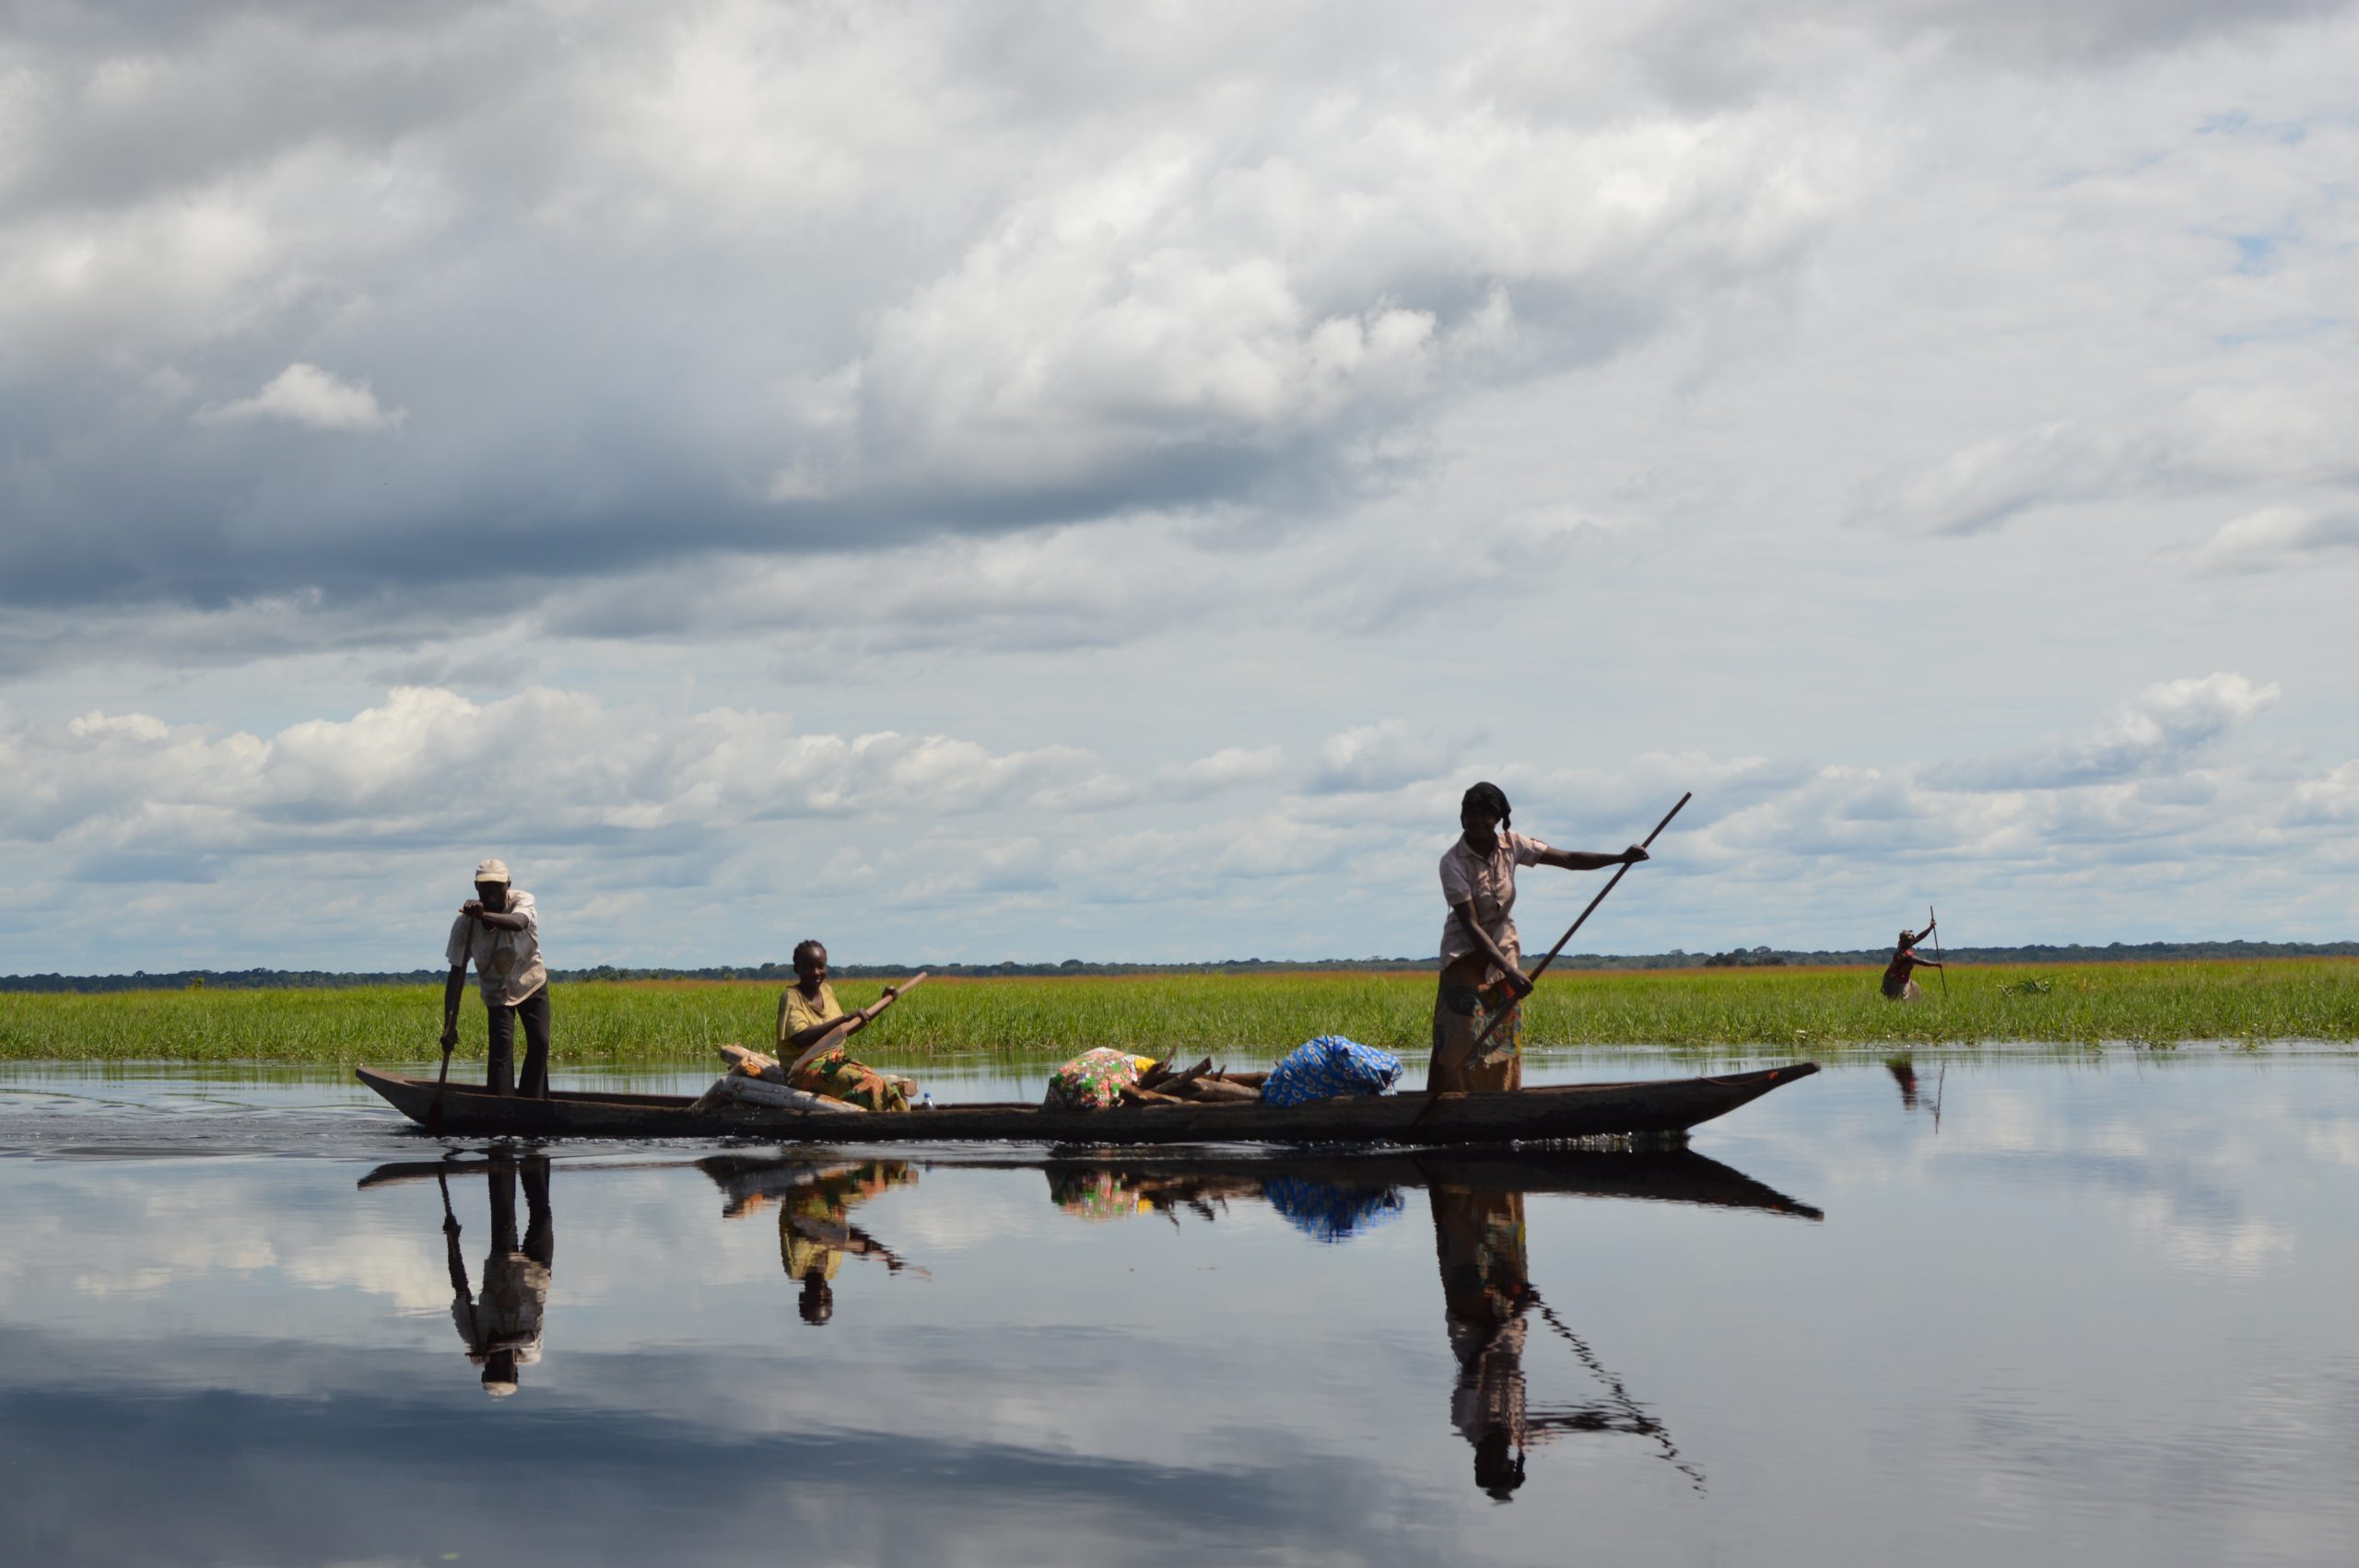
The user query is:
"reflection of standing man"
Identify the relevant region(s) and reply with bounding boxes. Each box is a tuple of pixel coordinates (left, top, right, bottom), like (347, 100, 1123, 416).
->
(443, 1155, 556, 1398)
(440, 857, 551, 1097)
(1431, 1181, 1533, 1500)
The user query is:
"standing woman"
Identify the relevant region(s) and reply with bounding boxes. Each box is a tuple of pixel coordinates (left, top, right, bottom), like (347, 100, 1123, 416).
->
(1880, 920, 1942, 1001)
(1430, 783, 1647, 1095)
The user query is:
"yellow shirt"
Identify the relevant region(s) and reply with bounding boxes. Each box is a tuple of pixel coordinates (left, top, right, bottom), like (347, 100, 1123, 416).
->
(776, 982, 846, 1052)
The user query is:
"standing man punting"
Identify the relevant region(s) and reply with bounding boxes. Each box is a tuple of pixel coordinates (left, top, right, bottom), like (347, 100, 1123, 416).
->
(440, 857, 551, 1098)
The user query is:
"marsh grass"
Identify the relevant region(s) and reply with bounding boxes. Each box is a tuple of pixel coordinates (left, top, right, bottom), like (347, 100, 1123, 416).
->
(5, 959, 2356, 1066)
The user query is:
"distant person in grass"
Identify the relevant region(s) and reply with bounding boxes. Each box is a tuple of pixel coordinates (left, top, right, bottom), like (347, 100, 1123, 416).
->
(1881, 920, 1943, 1001)
(440, 858, 550, 1098)
(1431, 782, 1649, 1095)
(776, 940, 918, 1112)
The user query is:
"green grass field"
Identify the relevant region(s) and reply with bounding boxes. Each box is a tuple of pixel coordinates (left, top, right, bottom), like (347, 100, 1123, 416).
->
(5, 959, 2356, 1066)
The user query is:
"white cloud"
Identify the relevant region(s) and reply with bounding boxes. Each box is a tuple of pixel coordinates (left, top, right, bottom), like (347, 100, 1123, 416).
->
(0, 687, 1285, 870)
(6, 667, 2350, 969)
(197, 363, 407, 432)
(1928, 674, 2282, 791)
(1857, 386, 2359, 538)
(1309, 720, 1449, 794)
(2189, 504, 2359, 573)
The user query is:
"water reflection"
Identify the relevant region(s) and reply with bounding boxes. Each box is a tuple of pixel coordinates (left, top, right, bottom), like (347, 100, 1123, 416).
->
(700, 1156, 928, 1323)
(18, 1060, 2354, 1566)
(359, 1155, 558, 1395)
(1040, 1164, 1410, 1240)
(1017, 1148, 1816, 1500)
(1887, 1055, 1920, 1110)
(1023, 1148, 1824, 1228)
(1886, 1054, 1948, 1127)
(423, 1155, 557, 1397)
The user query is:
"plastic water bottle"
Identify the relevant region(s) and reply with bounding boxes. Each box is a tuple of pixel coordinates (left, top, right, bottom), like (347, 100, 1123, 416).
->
(920, 1091, 933, 1110)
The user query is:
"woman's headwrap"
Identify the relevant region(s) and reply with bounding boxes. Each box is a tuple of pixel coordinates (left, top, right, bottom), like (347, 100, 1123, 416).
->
(1461, 780, 1512, 829)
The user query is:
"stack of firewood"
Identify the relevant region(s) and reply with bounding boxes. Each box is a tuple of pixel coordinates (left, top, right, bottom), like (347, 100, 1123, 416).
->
(1117, 1056, 1266, 1107)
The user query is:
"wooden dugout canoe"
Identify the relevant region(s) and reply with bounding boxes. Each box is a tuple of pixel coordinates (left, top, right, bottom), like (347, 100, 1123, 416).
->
(354, 1060, 1818, 1145)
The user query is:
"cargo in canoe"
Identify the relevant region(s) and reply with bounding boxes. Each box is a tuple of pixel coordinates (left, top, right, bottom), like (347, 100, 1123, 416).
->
(355, 1061, 1818, 1145)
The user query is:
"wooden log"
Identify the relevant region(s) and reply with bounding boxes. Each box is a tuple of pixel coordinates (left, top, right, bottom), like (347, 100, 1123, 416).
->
(719, 1043, 789, 1082)
(1156, 1057, 1215, 1094)
(691, 1074, 866, 1114)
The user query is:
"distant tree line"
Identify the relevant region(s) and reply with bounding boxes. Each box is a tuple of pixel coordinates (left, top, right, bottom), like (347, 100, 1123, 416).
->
(3, 939, 2353, 994)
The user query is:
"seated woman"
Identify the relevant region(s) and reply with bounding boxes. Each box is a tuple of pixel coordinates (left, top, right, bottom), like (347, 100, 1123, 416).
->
(776, 940, 917, 1112)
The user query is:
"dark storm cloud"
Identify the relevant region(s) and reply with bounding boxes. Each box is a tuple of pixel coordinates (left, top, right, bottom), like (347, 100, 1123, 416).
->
(2, 3, 511, 218)
(0, 0, 1870, 666)
(7, 0, 2352, 675)
(1871, 0, 2352, 64)
(1631, 0, 2353, 99)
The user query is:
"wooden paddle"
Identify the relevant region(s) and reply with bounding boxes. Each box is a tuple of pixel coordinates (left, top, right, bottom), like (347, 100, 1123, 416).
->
(783, 972, 930, 1081)
(1468, 791, 1692, 1066)
(1929, 905, 1947, 1000)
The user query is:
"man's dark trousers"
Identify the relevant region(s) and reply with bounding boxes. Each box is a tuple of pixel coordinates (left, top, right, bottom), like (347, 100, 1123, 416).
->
(486, 984, 551, 1097)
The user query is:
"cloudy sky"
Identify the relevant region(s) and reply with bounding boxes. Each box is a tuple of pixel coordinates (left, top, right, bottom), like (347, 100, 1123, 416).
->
(4, 0, 2355, 973)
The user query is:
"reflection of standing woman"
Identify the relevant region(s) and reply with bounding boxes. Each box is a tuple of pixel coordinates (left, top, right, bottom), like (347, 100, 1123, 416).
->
(1431, 783, 1647, 1094)
(1431, 1179, 1533, 1500)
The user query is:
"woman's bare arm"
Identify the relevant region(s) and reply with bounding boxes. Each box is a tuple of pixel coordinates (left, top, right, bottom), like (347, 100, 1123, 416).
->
(1537, 845, 1648, 872)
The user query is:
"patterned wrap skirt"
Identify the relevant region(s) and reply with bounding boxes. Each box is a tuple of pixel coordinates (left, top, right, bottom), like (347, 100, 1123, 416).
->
(790, 1047, 915, 1113)
(1427, 946, 1524, 1095)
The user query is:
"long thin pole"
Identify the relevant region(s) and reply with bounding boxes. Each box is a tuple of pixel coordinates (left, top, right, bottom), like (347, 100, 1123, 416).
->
(427, 912, 475, 1138)
(1931, 903, 1947, 1000)
(1467, 791, 1692, 1063)
(1525, 1288, 1706, 1492)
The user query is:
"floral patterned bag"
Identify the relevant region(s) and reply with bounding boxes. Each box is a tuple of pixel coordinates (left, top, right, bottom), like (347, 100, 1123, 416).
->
(1042, 1048, 1158, 1111)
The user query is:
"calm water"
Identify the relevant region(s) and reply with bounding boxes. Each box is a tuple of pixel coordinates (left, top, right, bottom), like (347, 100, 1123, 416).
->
(3, 1051, 2356, 1566)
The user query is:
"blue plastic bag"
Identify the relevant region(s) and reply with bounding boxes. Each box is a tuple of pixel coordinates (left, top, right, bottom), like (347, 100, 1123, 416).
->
(1262, 1035, 1402, 1108)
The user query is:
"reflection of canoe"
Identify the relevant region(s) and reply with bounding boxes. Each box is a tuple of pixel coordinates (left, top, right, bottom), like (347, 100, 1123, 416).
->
(706, 1146, 1824, 1221)
(1040, 1148, 1824, 1219)
(354, 1061, 1818, 1145)
(370, 1146, 1820, 1221)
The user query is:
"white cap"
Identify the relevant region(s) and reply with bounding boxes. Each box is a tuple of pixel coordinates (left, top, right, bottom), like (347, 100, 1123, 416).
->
(474, 858, 511, 883)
